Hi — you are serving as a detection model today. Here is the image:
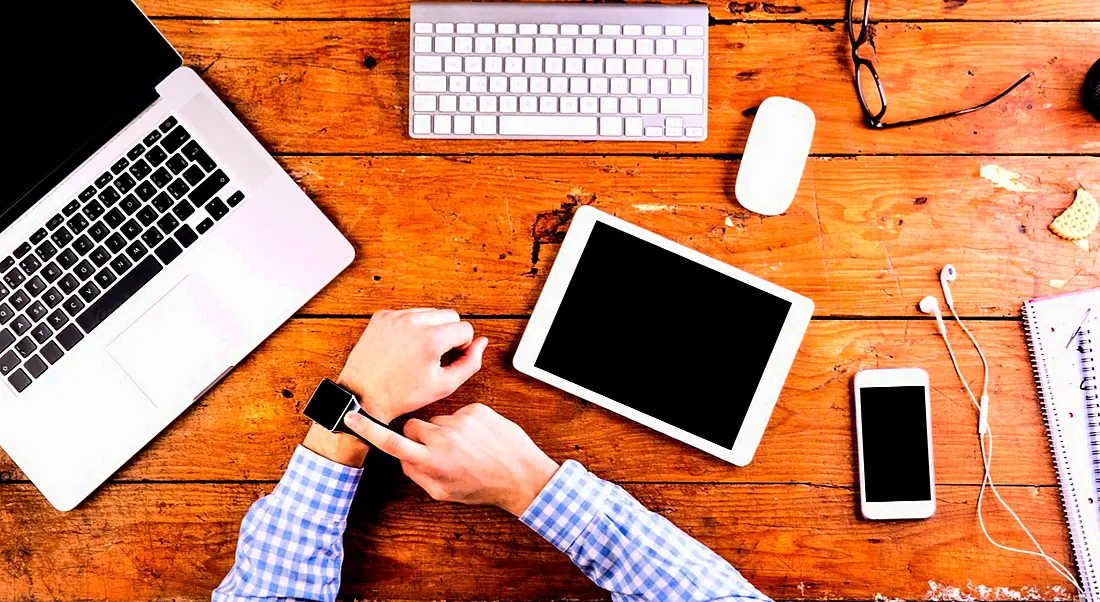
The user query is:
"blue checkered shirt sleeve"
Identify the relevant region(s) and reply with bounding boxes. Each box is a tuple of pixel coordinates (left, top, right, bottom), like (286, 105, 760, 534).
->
(212, 445, 362, 602)
(521, 460, 770, 602)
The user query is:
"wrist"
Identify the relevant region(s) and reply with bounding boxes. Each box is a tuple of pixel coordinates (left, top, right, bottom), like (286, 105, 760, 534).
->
(502, 453, 561, 517)
(335, 374, 394, 424)
(303, 423, 370, 467)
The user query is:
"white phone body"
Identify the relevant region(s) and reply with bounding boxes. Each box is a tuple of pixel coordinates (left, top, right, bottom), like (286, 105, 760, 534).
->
(854, 368, 936, 520)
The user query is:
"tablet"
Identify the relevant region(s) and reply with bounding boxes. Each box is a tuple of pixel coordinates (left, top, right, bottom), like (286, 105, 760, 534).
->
(514, 206, 814, 465)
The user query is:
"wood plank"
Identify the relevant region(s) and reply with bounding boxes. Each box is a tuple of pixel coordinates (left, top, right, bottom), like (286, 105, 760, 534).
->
(0, 482, 1075, 601)
(158, 20, 1100, 155)
(0, 320, 1058, 486)
(281, 155, 1096, 317)
(137, 0, 1100, 22)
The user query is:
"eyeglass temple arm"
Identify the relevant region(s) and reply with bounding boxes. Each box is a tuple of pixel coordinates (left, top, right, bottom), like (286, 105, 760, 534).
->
(878, 72, 1034, 130)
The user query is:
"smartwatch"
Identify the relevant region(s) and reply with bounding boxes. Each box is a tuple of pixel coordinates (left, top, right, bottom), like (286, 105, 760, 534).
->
(303, 378, 390, 444)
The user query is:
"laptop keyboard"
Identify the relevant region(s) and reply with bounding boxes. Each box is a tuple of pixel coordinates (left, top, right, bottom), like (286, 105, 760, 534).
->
(0, 115, 248, 394)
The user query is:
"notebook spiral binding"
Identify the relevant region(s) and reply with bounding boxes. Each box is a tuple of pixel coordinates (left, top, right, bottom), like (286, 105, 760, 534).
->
(1023, 308, 1095, 595)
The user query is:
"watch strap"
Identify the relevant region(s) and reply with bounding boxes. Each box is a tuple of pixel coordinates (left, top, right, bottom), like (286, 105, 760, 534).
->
(335, 405, 391, 443)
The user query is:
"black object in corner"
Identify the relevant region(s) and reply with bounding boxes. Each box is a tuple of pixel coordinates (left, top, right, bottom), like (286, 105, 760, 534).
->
(1085, 58, 1100, 123)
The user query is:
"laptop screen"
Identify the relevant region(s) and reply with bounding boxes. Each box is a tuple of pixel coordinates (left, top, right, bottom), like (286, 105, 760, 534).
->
(3, 2, 181, 230)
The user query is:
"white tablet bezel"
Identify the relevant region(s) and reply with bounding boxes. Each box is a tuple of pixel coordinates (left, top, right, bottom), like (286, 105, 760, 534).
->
(513, 206, 814, 466)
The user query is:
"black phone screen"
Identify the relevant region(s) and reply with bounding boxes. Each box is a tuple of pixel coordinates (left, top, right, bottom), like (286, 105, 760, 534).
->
(859, 385, 933, 502)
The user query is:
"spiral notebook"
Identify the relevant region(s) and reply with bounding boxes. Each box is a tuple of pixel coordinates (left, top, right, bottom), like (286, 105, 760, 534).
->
(1023, 288, 1100, 600)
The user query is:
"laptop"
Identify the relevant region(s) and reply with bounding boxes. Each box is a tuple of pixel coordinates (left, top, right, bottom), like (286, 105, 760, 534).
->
(0, 3, 354, 510)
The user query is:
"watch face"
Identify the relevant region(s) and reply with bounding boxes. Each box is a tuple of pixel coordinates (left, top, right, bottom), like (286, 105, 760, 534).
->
(303, 379, 354, 431)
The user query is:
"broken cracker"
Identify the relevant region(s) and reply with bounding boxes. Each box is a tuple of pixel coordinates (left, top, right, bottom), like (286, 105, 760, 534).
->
(1049, 188, 1099, 240)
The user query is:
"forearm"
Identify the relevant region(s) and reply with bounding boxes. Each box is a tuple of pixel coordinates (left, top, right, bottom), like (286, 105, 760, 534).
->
(521, 461, 770, 602)
(212, 444, 363, 602)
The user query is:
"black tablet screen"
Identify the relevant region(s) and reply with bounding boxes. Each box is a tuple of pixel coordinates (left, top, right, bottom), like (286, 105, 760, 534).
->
(535, 222, 793, 448)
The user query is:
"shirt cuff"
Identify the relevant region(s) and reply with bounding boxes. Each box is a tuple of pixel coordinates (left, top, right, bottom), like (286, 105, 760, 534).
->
(270, 445, 364, 521)
(520, 460, 612, 554)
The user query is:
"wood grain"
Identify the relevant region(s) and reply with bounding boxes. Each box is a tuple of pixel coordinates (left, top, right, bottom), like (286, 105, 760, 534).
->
(138, 0, 1100, 22)
(0, 482, 1074, 601)
(276, 155, 1098, 317)
(159, 20, 1100, 155)
(0, 320, 1058, 486)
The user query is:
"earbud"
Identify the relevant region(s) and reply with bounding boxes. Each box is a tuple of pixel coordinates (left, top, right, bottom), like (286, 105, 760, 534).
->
(940, 264, 957, 310)
(919, 296, 947, 335)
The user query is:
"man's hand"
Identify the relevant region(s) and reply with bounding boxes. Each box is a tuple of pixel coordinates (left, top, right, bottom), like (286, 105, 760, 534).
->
(344, 403, 560, 516)
(338, 308, 489, 423)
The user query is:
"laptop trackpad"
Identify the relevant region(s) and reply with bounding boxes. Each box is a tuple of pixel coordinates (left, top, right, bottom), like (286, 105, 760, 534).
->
(108, 275, 244, 410)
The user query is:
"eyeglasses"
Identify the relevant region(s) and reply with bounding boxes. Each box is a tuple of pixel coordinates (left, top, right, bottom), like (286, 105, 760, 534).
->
(846, 0, 1033, 130)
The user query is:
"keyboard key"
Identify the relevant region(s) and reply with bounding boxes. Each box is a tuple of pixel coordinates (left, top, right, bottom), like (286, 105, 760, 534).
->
(166, 154, 188, 175)
(67, 214, 89, 234)
(19, 255, 41, 275)
(25, 277, 46, 297)
(0, 350, 19, 375)
(40, 262, 62, 283)
(156, 214, 179, 235)
(104, 208, 125, 229)
(0, 282, 7, 300)
(151, 167, 173, 191)
(98, 187, 121, 206)
(26, 300, 46, 322)
(57, 323, 83, 350)
(182, 164, 206, 186)
(63, 295, 85, 317)
(172, 200, 195, 220)
(13, 243, 31, 259)
(29, 228, 47, 245)
(46, 214, 65, 230)
(127, 143, 145, 161)
(168, 178, 190, 199)
(110, 254, 132, 276)
(196, 218, 214, 234)
(154, 239, 183, 264)
(0, 258, 11, 273)
(135, 180, 157, 202)
(129, 159, 151, 182)
(115, 173, 136, 194)
(10, 314, 30, 335)
(227, 191, 244, 207)
(15, 337, 36, 358)
(152, 192, 174, 213)
(206, 197, 229, 221)
(126, 241, 147, 262)
(686, 25, 705, 36)
(137, 206, 158, 226)
(175, 225, 198, 248)
(0, 304, 12, 324)
(76, 257, 162, 333)
(47, 309, 68, 330)
(8, 369, 31, 392)
(94, 268, 116, 289)
(146, 146, 168, 167)
(56, 249, 78, 270)
(121, 220, 142, 240)
(88, 222, 110, 243)
(78, 282, 100, 303)
(95, 172, 113, 189)
(42, 288, 62, 308)
(90, 246, 110, 267)
(24, 355, 47, 378)
(189, 170, 229, 206)
(63, 200, 81, 216)
(120, 195, 141, 215)
(58, 274, 79, 295)
(72, 235, 93, 256)
(660, 97, 704, 114)
(4, 269, 25, 289)
(73, 260, 94, 281)
(159, 116, 178, 133)
(79, 186, 97, 202)
(82, 200, 105, 221)
(0, 329, 11, 351)
(105, 233, 127, 254)
(31, 323, 51, 345)
(112, 157, 130, 175)
(141, 228, 163, 247)
(161, 126, 191, 153)
(40, 341, 63, 365)
(144, 130, 163, 146)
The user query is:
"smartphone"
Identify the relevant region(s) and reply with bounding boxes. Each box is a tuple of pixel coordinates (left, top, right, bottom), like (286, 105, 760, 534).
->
(854, 368, 936, 520)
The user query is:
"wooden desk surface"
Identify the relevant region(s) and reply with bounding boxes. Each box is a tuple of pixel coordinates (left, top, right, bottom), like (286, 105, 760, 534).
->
(1, 1, 1097, 600)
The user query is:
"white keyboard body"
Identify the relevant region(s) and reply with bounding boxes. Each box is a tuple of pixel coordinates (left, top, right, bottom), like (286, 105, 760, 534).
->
(408, 2, 709, 141)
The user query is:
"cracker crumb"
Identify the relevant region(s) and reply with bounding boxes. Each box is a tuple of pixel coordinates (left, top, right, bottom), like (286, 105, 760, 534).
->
(979, 164, 1036, 192)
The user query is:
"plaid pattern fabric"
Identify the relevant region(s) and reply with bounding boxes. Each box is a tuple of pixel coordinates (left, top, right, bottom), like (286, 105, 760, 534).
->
(212, 445, 362, 602)
(521, 460, 771, 602)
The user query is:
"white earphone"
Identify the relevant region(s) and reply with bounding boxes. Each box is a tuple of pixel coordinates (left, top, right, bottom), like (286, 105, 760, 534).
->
(920, 265, 1081, 593)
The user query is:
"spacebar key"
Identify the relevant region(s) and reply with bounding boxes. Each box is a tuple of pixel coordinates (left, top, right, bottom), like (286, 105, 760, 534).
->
(76, 257, 163, 333)
(499, 116, 598, 137)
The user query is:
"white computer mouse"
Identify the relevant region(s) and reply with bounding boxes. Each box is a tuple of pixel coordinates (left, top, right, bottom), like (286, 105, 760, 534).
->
(735, 97, 816, 216)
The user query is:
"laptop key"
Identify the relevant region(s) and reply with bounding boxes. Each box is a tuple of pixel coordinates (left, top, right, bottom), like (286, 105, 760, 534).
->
(8, 369, 31, 392)
(111, 157, 130, 175)
(76, 256, 163, 334)
(110, 254, 132, 276)
(137, 206, 158, 226)
(94, 268, 116, 289)
(63, 296, 85, 317)
(127, 144, 145, 161)
(78, 282, 100, 303)
(144, 130, 162, 146)
(104, 208, 126, 228)
(129, 159, 152, 181)
(95, 172, 113, 189)
(82, 200, 105, 221)
(0, 283, 7, 299)
(4, 269, 25, 289)
(171, 200, 195, 220)
(135, 181, 157, 202)
(51, 226, 74, 248)
(183, 141, 218, 171)
(115, 173, 137, 194)
(13, 243, 31, 258)
(56, 248, 78, 270)
(26, 301, 46, 322)
(174, 224, 198, 248)
(0, 351, 20, 376)
(166, 154, 188, 175)
(227, 190, 245, 207)
(58, 274, 79, 295)
(126, 241, 147, 262)
(141, 228, 163, 248)
(40, 341, 63, 365)
(40, 262, 62, 283)
(63, 200, 81, 216)
(146, 146, 168, 167)
(0, 258, 11, 272)
(24, 355, 47, 378)
(79, 186, 97, 202)
(47, 309, 67, 330)
(121, 220, 142, 240)
(206, 197, 229, 221)
(196, 218, 214, 234)
(159, 116, 178, 133)
(90, 246, 110, 267)
(189, 170, 229, 207)
(15, 337, 36, 358)
(73, 260, 94, 281)
(46, 214, 65, 230)
(10, 314, 30, 335)
(31, 323, 51, 345)
(154, 239, 183, 264)
(105, 233, 126, 254)
(29, 228, 48, 245)
(9, 291, 29, 312)
(156, 214, 179, 235)
(151, 169, 173, 190)
(88, 222, 110, 243)
(25, 277, 46, 297)
(182, 164, 206, 186)
(0, 304, 12, 324)
(35, 240, 57, 262)
(67, 214, 89, 234)
(42, 288, 62, 308)
(168, 178, 190, 199)
(99, 187, 121, 206)
(161, 125, 191, 153)
(19, 256, 41, 275)
(0, 329, 12, 351)
(72, 235, 93, 256)
(57, 324, 83, 349)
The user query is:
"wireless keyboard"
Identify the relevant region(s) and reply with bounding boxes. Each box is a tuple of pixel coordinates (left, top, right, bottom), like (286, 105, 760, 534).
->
(408, 2, 709, 141)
